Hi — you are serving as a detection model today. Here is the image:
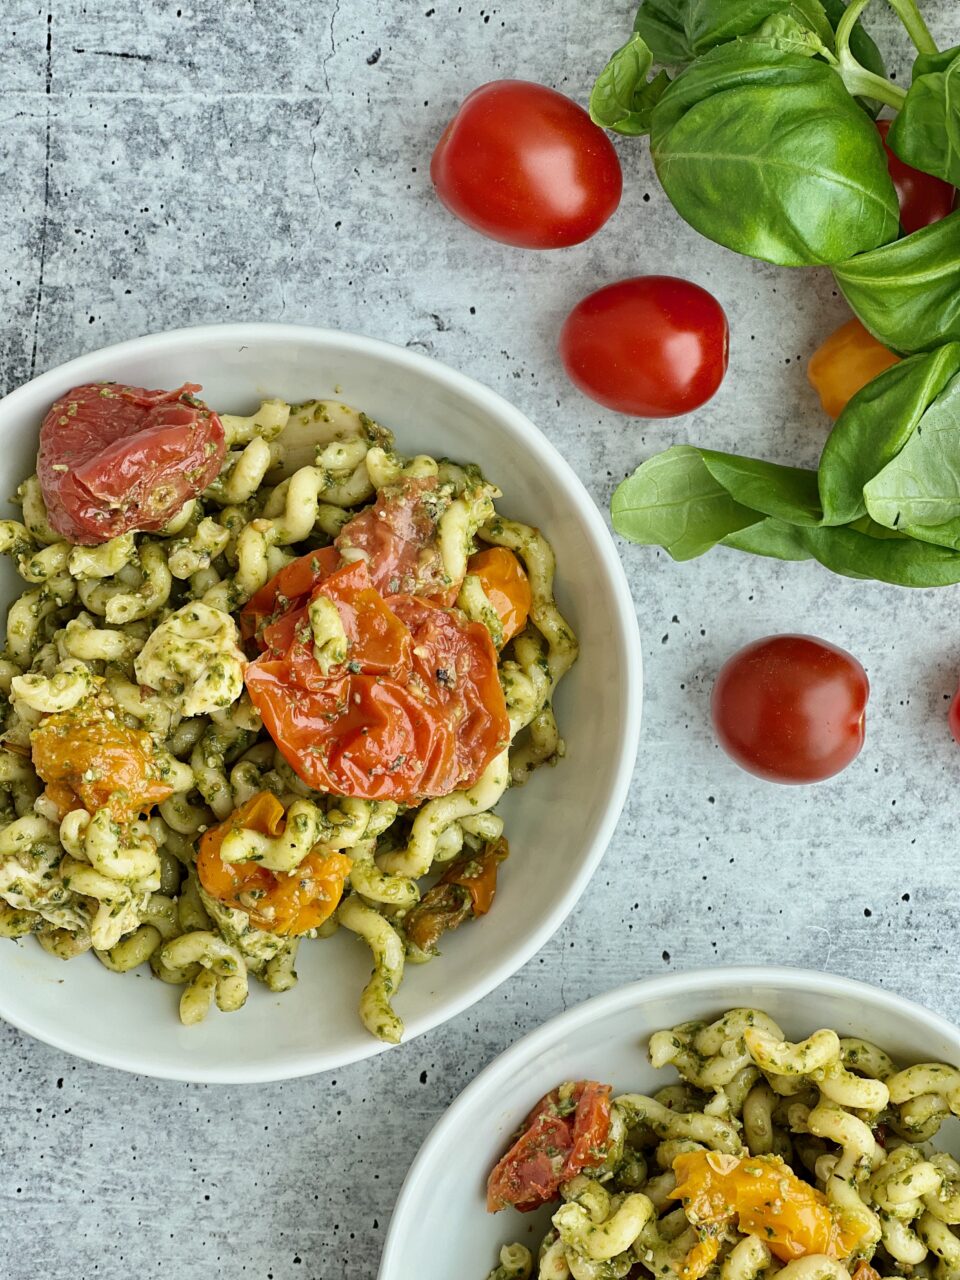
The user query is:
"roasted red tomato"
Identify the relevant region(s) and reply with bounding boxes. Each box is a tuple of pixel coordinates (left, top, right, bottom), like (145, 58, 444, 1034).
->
(948, 684, 960, 747)
(196, 792, 352, 936)
(487, 1080, 612, 1213)
(431, 80, 622, 249)
(240, 547, 341, 646)
(37, 382, 226, 545)
(712, 635, 869, 784)
(244, 564, 509, 804)
(877, 120, 955, 235)
(335, 476, 458, 604)
(559, 276, 729, 417)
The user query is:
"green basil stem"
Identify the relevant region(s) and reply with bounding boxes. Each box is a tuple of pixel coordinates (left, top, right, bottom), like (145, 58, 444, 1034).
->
(884, 0, 939, 56)
(834, 0, 907, 108)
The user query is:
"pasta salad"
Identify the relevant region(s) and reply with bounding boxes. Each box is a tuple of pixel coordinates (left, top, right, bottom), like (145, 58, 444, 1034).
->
(485, 1008, 960, 1280)
(0, 381, 577, 1040)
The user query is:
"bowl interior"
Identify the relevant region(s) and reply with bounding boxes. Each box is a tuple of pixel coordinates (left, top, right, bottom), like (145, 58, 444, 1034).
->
(0, 326, 640, 1081)
(378, 967, 960, 1280)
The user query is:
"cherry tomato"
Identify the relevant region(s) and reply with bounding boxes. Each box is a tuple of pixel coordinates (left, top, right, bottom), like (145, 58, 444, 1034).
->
(467, 547, 531, 646)
(404, 836, 509, 953)
(336, 476, 459, 605)
(196, 792, 351, 936)
(31, 681, 173, 821)
(487, 1080, 612, 1213)
(37, 382, 225, 545)
(948, 684, 960, 746)
(244, 563, 509, 804)
(877, 120, 956, 235)
(559, 276, 729, 417)
(431, 80, 622, 249)
(712, 635, 868, 784)
(807, 317, 900, 420)
(240, 546, 341, 645)
(672, 1150, 868, 1262)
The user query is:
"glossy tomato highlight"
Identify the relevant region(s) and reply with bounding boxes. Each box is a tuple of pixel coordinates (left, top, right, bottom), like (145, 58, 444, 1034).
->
(430, 80, 622, 249)
(559, 276, 729, 417)
(712, 635, 868, 784)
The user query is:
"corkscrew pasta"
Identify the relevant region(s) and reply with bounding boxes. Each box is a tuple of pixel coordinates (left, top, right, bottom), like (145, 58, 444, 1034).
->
(0, 386, 577, 1042)
(485, 1009, 960, 1280)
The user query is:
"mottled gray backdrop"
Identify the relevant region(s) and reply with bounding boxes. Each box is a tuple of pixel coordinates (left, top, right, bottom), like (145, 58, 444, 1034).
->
(2, 3, 958, 1278)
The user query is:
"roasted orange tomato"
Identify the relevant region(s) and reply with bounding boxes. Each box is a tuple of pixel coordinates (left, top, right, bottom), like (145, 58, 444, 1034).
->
(240, 546, 341, 646)
(30, 683, 173, 821)
(807, 318, 900, 420)
(196, 792, 352, 937)
(467, 547, 532, 646)
(672, 1151, 868, 1263)
(405, 837, 508, 952)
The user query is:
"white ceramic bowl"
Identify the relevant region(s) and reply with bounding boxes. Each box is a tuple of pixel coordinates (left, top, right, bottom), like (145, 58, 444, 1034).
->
(379, 965, 960, 1279)
(0, 324, 641, 1082)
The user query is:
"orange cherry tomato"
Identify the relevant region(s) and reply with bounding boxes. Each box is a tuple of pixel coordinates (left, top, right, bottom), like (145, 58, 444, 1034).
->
(467, 547, 532, 646)
(807, 318, 900, 420)
(196, 792, 351, 936)
(672, 1150, 868, 1262)
(404, 837, 509, 952)
(30, 683, 173, 821)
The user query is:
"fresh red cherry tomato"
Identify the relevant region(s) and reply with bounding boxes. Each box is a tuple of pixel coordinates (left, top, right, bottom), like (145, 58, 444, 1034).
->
(948, 685, 960, 746)
(558, 276, 729, 417)
(711, 635, 868, 784)
(430, 80, 622, 249)
(877, 120, 955, 235)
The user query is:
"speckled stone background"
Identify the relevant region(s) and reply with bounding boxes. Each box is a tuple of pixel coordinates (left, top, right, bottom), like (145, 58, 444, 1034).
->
(2, 3, 960, 1277)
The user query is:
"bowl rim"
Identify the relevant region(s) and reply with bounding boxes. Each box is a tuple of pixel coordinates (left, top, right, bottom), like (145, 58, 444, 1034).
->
(0, 322, 643, 1082)
(378, 963, 960, 1277)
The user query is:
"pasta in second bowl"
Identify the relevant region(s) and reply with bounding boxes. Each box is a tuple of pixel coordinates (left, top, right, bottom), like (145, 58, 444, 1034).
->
(379, 968, 960, 1280)
(0, 325, 641, 1082)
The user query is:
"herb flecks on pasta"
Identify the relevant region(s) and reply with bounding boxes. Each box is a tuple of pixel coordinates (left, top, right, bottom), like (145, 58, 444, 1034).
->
(484, 1009, 960, 1280)
(0, 382, 577, 1041)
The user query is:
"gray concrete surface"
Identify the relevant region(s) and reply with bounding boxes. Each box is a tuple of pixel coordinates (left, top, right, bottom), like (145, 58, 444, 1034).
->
(2, 3, 959, 1277)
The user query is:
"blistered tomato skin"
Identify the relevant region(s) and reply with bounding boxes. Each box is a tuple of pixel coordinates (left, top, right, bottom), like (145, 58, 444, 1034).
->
(712, 634, 868, 785)
(430, 80, 622, 249)
(38, 381, 226, 545)
(559, 276, 729, 417)
(948, 686, 960, 746)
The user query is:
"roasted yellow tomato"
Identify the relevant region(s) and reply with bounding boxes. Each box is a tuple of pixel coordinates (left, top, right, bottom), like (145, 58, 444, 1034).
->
(467, 547, 532, 647)
(30, 683, 173, 821)
(196, 791, 352, 937)
(672, 1150, 868, 1262)
(807, 317, 900, 420)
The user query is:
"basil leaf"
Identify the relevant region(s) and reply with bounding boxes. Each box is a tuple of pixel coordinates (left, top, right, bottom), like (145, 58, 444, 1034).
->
(744, 13, 831, 58)
(797, 523, 960, 586)
(590, 35, 670, 136)
(833, 211, 960, 354)
(610, 445, 761, 559)
(863, 372, 960, 546)
(818, 345, 960, 524)
(650, 44, 899, 266)
(632, 0, 695, 64)
(887, 46, 960, 186)
(721, 517, 812, 559)
(685, 0, 835, 55)
(699, 450, 823, 523)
